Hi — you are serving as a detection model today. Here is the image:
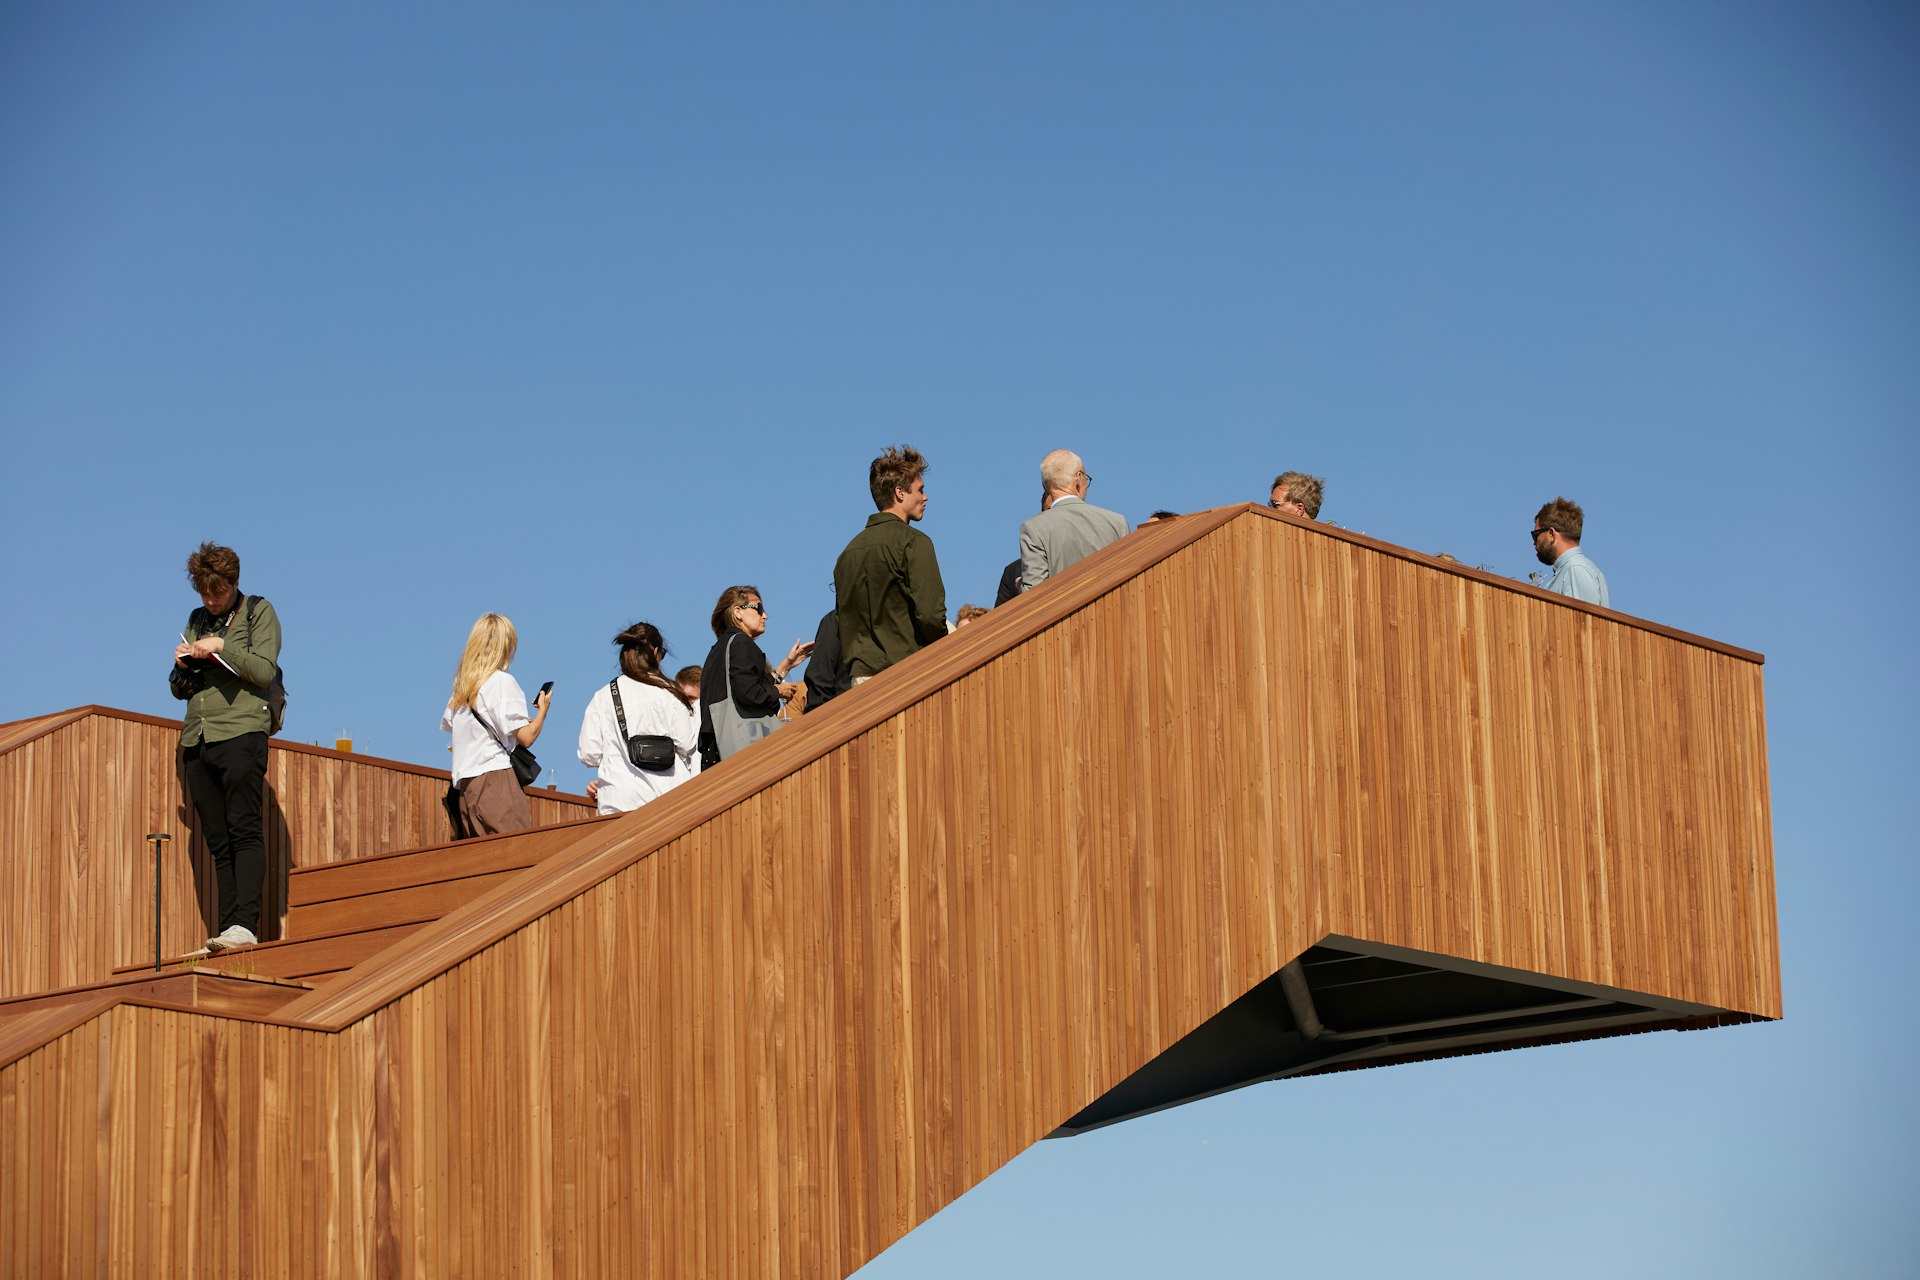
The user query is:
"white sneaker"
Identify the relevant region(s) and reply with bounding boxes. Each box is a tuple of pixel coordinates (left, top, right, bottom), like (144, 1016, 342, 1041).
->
(205, 925, 258, 952)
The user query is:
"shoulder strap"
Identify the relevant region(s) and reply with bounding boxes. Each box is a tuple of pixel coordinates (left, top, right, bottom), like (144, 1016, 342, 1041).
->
(609, 678, 628, 739)
(723, 633, 738, 705)
(466, 687, 507, 749)
(205, 597, 242, 637)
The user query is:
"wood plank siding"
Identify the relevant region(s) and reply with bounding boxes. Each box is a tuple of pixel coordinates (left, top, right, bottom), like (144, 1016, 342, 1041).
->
(0, 706, 592, 999)
(0, 506, 1778, 1277)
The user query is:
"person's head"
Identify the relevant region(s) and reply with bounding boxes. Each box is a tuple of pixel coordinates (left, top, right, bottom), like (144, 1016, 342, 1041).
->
(614, 621, 668, 679)
(1040, 449, 1090, 500)
(185, 541, 242, 613)
(956, 603, 990, 627)
(1532, 497, 1585, 565)
(1268, 472, 1325, 520)
(1143, 509, 1180, 524)
(870, 446, 930, 520)
(711, 585, 767, 639)
(452, 613, 518, 708)
(674, 665, 703, 700)
(615, 621, 688, 703)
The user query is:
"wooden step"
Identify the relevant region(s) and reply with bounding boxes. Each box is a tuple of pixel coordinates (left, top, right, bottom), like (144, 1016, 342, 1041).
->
(113, 920, 429, 985)
(293, 868, 527, 937)
(0, 970, 311, 1035)
(286, 818, 602, 939)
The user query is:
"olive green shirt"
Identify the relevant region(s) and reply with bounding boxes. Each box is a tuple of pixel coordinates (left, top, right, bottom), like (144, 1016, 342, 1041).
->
(171, 595, 282, 746)
(833, 512, 948, 680)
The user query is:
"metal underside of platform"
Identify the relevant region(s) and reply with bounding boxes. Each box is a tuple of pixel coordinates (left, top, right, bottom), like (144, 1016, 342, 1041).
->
(1051, 935, 1752, 1136)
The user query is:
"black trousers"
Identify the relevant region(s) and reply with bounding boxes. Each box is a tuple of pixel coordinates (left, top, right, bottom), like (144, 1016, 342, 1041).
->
(182, 732, 269, 934)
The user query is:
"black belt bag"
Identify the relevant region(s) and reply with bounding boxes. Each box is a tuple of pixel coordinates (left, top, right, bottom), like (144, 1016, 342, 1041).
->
(611, 679, 677, 773)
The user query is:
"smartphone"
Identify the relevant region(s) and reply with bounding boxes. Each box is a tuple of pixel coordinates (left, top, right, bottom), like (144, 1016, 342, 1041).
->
(536, 681, 554, 704)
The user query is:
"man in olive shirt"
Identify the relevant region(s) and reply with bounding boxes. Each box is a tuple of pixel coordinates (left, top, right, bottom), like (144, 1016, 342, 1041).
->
(170, 542, 282, 952)
(833, 446, 948, 682)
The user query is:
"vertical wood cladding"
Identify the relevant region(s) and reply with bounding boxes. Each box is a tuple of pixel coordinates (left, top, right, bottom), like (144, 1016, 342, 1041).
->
(0, 708, 591, 999)
(0, 508, 1777, 1277)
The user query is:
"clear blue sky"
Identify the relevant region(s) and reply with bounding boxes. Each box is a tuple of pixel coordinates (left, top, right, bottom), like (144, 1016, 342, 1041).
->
(3, 3, 1913, 1274)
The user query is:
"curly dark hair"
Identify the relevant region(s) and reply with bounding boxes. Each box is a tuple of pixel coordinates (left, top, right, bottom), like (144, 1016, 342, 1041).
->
(869, 446, 928, 511)
(185, 542, 240, 594)
(1534, 496, 1585, 542)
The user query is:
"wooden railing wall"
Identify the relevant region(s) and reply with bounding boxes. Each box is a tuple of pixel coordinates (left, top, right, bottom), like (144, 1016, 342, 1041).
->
(0, 507, 1777, 1278)
(0, 707, 592, 999)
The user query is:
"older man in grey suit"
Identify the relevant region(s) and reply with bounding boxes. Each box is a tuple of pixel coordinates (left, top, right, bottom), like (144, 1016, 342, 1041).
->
(1018, 449, 1130, 592)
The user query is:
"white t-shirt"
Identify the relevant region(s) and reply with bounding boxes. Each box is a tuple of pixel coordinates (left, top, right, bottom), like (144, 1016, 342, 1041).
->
(441, 670, 531, 785)
(577, 675, 700, 814)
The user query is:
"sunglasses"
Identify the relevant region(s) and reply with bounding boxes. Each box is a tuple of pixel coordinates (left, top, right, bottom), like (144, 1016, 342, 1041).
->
(741, 602, 767, 615)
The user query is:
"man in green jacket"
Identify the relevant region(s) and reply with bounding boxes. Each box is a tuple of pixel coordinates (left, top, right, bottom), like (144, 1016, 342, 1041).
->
(833, 446, 948, 683)
(170, 542, 282, 952)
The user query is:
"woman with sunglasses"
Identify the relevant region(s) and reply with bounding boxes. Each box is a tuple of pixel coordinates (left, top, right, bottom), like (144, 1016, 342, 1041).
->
(697, 585, 813, 768)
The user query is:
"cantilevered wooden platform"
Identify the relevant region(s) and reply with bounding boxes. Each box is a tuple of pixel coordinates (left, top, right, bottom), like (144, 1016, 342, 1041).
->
(0, 505, 1778, 1277)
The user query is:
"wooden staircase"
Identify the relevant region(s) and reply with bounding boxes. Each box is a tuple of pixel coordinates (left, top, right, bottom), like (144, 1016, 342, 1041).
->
(106, 815, 610, 988)
(1, 505, 1781, 1278)
(0, 702, 595, 1002)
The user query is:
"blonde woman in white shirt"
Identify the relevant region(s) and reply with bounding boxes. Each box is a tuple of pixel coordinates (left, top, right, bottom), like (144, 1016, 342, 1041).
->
(577, 621, 700, 815)
(441, 612, 550, 836)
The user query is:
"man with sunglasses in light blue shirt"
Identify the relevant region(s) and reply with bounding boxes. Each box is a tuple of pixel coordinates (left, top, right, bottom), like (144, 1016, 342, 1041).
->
(1532, 496, 1610, 608)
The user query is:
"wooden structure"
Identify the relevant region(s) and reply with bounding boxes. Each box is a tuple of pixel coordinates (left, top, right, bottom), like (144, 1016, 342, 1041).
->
(0, 706, 592, 1000)
(0, 506, 1779, 1277)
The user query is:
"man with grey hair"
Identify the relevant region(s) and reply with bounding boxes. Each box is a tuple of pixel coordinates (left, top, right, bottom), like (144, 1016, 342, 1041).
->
(1018, 449, 1129, 591)
(1269, 471, 1325, 520)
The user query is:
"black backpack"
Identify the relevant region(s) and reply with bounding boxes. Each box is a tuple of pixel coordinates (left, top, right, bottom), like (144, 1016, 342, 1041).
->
(243, 594, 289, 735)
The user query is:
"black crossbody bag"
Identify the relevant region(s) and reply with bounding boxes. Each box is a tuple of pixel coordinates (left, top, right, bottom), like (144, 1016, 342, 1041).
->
(610, 679, 677, 773)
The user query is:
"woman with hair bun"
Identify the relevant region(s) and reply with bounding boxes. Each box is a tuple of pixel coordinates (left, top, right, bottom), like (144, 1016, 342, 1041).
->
(577, 621, 700, 815)
(441, 612, 549, 836)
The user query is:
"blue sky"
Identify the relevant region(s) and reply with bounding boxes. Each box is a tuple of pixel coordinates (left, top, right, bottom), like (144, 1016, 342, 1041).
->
(2, 3, 1914, 1274)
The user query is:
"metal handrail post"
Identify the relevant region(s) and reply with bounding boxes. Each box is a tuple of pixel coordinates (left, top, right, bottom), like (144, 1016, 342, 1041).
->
(145, 833, 172, 970)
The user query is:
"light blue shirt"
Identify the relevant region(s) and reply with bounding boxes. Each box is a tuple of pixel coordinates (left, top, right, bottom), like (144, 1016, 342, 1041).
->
(1547, 544, 1610, 608)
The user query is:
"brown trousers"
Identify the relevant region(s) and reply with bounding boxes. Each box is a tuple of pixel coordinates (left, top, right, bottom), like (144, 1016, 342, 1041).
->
(458, 767, 534, 837)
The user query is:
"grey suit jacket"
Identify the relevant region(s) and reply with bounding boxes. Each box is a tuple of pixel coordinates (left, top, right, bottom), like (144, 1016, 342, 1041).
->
(1018, 496, 1130, 590)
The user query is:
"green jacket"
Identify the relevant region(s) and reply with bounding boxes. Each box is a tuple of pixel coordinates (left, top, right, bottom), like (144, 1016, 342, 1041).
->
(170, 595, 282, 746)
(833, 512, 948, 680)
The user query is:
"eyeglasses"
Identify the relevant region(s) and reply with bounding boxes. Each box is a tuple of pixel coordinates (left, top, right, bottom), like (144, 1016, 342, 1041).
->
(742, 602, 766, 615)
(1530, 527, 1552, 540)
